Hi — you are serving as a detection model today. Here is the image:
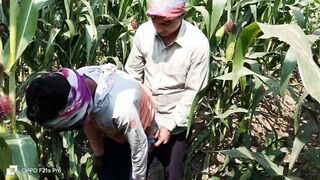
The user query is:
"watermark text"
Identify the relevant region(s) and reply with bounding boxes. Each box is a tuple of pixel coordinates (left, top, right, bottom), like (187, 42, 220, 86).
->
(6, 165, 61, 174)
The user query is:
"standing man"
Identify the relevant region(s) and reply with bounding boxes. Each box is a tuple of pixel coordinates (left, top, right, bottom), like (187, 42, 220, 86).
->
(125, 0, 210, 179)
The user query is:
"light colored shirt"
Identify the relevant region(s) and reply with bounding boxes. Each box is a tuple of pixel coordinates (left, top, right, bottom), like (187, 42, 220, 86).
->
(78, 64, 156, 180)
(125, 20, 210, 133)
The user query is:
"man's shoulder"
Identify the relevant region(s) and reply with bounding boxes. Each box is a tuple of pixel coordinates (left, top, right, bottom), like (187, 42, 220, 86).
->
(135, 21, 155, 36)
(182, 20, 209, 47)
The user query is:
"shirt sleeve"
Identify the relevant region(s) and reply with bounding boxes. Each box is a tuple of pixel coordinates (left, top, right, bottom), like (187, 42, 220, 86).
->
(83, 120, 105, 156)
(125, 29, 145, 82)
(114, 105, 148, 180)
(164, 40, 210, 131)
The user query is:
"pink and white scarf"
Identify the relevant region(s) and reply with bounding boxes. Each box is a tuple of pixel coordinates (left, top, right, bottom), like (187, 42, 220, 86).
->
(146, 0, 187, 20)
(43, 68, 92, 129)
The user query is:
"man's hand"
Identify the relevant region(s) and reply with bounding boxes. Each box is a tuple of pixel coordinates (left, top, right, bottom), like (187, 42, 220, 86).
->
(154, 127, 171, 147)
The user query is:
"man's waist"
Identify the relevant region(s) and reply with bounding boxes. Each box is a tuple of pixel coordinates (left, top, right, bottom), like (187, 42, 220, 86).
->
(154, 114, 187, 134)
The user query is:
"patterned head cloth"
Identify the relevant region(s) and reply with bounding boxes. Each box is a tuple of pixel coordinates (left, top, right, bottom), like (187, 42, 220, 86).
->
(43, 68, 92, 129)
(146, 0, 187, 20)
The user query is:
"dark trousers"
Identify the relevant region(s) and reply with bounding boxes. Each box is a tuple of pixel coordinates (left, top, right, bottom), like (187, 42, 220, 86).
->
(98, 138, 131, 180)
(98, 131, 188, 180)
(147, 131, 189, 180)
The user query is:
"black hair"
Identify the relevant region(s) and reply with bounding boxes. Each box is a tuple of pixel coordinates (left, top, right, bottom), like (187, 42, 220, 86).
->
(26, 73, 70, 124)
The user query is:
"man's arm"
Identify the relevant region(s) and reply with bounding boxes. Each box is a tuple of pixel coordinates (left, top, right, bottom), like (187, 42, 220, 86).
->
(125, 29, 145, 82)
(83, 120, 104, 156)
(83, 120, 105, 174)
(164, 40, 210, 132)
(114, 106, 148, 180)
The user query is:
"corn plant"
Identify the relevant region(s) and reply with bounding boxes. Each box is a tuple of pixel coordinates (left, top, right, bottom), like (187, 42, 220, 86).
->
(1, 0, 320, 179)
(186, 0, 320, 179)
(1, 0, 146, 179)
(0, 0, 50, 179)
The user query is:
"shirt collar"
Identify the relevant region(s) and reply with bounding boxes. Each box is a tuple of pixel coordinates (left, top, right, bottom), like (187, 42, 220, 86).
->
(174, 20, 186, 46)
(153, 20, 187, 47)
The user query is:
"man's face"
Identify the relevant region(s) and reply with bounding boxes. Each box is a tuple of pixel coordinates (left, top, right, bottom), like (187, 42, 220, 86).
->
(151, 15, 183, 37)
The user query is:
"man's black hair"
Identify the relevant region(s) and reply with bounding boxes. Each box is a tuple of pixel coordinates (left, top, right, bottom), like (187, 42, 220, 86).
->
(26, 73, 70, 124)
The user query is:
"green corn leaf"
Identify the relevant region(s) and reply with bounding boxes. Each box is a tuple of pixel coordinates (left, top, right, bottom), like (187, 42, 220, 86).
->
(258, 23, 320, 104)
(81, 0, 95, 21)
(51, 133, 63, 168)
(64, 20, 76, 38)
(86, 158, 92, 176)
(232, 22, 261, 89)
(3, 0, 46, 72)
(85, 24, 95, 64)
(280, 47, 297, 96)
(101, 56, 124, 70)
(241, 0, 261, 7)
(216, 66, 254, 81)
(272, 0, 281, 22)
(16, 122, 38, 148)
(0, 1, 7, 24)
(80, 153, 91, 164)
(213, 105, 248, 119)
(42, 29, 60, 69)
(185, 128, 211, 166)
(220, 147, 284, 176)
(249, 4, 257, 22)
(193, 6, 210, 36)
(216, 66, 281, 92)
(293, 91, 308, 135)
(239, 169, 252, 180)
(246, 60, 275, 121)
(304, 148, 320, 169)
(0, 124, 7, 135)
(209, 0, 227, 39)
(64, 0, 71, 20)
(218, 155, 230, 172)
(291, 7, 306, 29)
(3, 134, 39, 180)
(288, 116, 318, 171)
(187, 79, 215, 136)
(250, 87, 274, 120)
(188, 0, 202, 6)
(82, 0, 97, 64)
(62, 131, 79, 178)
(0, 136, 12, 176)
(7, 0, 18, 73)
(34, 0, 54, 9)
(70, 32, 86, 66)
(15, 0, 39, 64)
(119, 0, 133, 19)
(97, 24, 115, 40)
(194, 0, 226, 39)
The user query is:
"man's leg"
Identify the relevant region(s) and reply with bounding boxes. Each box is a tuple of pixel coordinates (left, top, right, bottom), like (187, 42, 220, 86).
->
(152, 131, 189, 180)
(98, 137, 131, 180)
